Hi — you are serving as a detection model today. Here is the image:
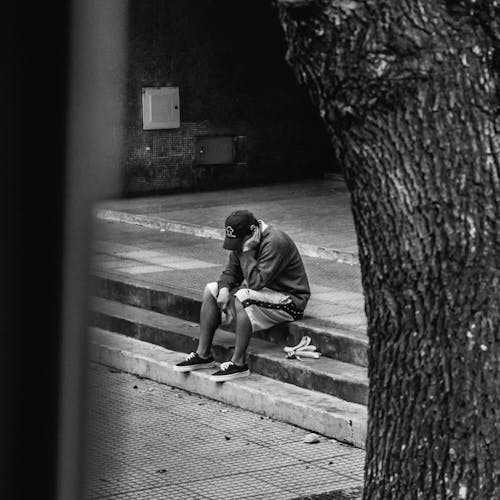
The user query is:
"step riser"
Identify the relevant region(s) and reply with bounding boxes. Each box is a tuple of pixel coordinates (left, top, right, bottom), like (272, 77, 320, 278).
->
(89, 328, 367, 449)
(93, 275, 202, 323)
(92, 275, 368, 367)
(90, 310, 368, 406)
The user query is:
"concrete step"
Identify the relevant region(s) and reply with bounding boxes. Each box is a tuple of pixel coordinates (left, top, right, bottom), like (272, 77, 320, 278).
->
(91, 271, 369, 368)
(89, 327, 367, 448)
(89, 297, 368, 406)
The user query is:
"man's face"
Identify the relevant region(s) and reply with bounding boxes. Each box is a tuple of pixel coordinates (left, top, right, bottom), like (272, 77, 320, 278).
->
(231, 233, 252, 252)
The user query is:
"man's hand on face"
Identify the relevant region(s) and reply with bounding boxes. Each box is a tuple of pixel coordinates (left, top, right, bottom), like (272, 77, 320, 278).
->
(242, 225, 261, 253)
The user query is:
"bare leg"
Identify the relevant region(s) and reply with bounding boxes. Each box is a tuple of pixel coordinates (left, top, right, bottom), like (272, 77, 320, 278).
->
(231, 298, 253, 366)
(196, 285, 221, 359)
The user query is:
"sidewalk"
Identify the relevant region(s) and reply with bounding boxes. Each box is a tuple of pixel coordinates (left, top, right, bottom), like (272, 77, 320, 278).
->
(84, 362, 365, 500)
(95, 179, 359, 265)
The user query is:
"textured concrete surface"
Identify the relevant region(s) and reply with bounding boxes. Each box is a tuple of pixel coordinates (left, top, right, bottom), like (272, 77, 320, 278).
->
(95, 180, 359, 264)
(89, 328, 367, 448)
(84, 361, 365, 499)
(91, 221, 367, 337)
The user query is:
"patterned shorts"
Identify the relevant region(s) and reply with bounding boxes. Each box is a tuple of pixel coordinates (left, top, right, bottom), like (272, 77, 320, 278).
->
(206, 282, 303, 333)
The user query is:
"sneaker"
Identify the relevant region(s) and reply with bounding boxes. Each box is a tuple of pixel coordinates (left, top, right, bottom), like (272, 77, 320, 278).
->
(210, 361, 250, 382)
(174, 352, 215, 372)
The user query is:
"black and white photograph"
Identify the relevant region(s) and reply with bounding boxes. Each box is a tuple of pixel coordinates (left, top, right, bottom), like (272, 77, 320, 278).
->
(2, 1, 499, 499)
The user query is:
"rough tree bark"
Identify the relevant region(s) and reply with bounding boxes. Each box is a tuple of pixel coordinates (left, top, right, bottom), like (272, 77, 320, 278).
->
(275, 1, 500, 498)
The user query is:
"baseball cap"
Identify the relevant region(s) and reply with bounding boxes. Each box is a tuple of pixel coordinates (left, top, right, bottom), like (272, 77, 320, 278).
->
(223, 210, 258, 250)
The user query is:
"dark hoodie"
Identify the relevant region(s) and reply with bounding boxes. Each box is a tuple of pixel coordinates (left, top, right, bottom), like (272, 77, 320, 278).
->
(218, 222, 311, 311)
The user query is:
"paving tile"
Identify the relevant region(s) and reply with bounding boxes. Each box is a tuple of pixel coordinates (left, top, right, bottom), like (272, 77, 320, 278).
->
(93, 241, 137, 255)
(256, 463, 363, 497)
(324, 313, 366, 327)
(311, 455, 366, 481)
(84, 363, 365, 500)
(86, 484, 209, 499)
(272, 440, 362, 462)
(93, 258, 141, 270)
(148, 255, 219, 269)
(239, 421, 310, 446)
(243, 491, 296, 500)
(199, 447, 302, 475)
(256, 462, 339, 489)
(84, 456, 165, 498)
(309, 287, 362, 301)
(115, 250, 165, 260)
(289, 478, 362, 497)
(308, 303, 363, 316)
(115, 264, 169, 275)
(169, 402, 266, 432)
(189, 471, 286, 499)
(288, 485, 364, 499)
(118, 452, 223, 485)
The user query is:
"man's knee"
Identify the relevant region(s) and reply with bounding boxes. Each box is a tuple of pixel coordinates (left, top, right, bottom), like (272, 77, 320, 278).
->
(234, 297, 249, 320)
(203, 282, 218, 303)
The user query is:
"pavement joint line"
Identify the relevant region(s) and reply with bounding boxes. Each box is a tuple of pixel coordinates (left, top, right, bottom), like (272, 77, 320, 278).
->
(103, 444, 326, 486)
(93, 248, 218, 273)
(95, 209, 360, 266)
(95, 267, 203, 295)
(89, 328, 367, 448)
(87, 485, 176, 500)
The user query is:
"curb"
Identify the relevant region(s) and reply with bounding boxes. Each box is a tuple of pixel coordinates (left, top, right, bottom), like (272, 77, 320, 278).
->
(94, 209, 359, 266)
(89, 328, 367, 449)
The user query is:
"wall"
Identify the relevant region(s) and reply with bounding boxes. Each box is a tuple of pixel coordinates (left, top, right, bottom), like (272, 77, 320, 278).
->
(124, 0, 339, 195)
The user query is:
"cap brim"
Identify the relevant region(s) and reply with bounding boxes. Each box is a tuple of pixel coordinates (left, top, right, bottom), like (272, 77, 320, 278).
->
(223, 237, 242, 250)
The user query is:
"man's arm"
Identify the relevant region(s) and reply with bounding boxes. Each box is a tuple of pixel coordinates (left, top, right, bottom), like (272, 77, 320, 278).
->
(218, 251, 244, 292)
(239, 238, 290, 290)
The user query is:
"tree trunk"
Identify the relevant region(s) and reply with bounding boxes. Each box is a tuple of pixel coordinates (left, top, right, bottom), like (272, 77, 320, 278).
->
(275, 1, 500, 498)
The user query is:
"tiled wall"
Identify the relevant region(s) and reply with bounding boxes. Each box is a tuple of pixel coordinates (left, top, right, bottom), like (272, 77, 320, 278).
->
(123, 0, 338, 195)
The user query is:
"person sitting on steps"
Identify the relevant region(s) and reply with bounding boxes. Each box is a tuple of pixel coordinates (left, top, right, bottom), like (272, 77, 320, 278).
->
(174, 209, 311, 382)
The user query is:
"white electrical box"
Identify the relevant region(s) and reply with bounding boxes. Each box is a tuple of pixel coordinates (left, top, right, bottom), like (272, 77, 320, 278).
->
(142, 87, 180, 130)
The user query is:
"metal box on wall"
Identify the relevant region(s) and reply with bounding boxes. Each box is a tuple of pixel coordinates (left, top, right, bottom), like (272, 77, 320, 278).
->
(195, 136, 234, 165)
(142, 87, 180, 130)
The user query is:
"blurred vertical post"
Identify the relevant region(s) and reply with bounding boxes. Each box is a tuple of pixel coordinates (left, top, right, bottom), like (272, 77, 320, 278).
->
(57, 1, 128, 498)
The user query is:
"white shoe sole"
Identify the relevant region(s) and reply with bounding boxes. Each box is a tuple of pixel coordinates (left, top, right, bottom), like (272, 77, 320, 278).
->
(173, 362, 216, 373)
(210, 370, 250, 382)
